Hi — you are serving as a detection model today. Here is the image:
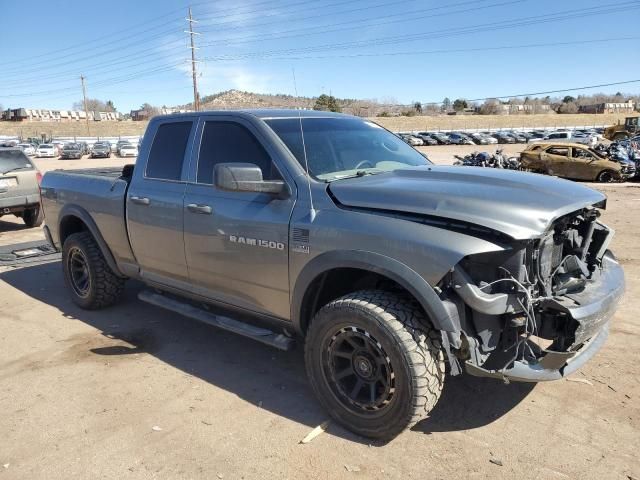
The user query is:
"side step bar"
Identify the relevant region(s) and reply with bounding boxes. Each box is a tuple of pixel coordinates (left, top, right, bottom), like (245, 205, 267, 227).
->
(138, 290, 296, 351)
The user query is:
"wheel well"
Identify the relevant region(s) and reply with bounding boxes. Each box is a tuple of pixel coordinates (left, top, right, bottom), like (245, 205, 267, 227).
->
(59, 215, 89, 246)
(299, 267, 419, 334)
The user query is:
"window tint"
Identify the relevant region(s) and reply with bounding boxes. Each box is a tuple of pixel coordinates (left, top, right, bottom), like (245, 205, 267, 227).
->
(146, 121, 193, 180)
(197, 121, 275, 184)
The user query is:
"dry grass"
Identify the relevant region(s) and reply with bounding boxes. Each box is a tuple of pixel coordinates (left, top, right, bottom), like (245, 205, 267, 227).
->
(371, 113, 630, 132)
(0, 113, 630, 137)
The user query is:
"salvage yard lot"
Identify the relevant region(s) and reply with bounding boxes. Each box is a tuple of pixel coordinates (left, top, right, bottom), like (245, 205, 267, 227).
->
(0, 149, 638, 479)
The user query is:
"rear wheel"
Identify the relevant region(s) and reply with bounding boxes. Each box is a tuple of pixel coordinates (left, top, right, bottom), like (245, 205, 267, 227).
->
(22, 207, 43, 227)
(62, 232, 125, 309)
(305, 290, 445, 439)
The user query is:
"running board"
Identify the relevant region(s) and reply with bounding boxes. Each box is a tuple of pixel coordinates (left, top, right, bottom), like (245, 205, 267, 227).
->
(138, 290, 295, 351)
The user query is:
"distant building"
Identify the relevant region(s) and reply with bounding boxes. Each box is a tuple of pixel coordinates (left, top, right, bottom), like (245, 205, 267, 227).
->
(0, 107, 122, 122)
(579, 100, 636, 114)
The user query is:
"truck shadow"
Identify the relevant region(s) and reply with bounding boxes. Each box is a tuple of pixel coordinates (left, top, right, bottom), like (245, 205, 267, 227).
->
(0, 261, 534, 445)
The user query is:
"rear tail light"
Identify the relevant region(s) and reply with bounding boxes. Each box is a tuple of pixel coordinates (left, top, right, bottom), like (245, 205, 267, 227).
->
(36, 171, 43, 185)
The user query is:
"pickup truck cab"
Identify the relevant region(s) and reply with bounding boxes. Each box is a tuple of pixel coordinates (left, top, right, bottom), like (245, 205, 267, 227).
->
(41, 110, 625, 439)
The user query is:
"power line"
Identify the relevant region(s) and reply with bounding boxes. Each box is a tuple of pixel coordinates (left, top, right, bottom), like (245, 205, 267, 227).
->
(199, 1, 640, 57)
(202, 36, 640, 62)
(200, 0, 524, 46)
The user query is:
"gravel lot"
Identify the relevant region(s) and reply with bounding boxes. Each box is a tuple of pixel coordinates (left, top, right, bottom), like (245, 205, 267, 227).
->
(0, 150, 638, 479)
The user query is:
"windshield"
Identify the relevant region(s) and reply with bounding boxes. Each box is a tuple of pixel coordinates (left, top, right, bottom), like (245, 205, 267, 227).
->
(64, 144, 78, 150)
(0, 150, 34, 173)
(265, 117, 431, 181)
(39, 144, 53, 149)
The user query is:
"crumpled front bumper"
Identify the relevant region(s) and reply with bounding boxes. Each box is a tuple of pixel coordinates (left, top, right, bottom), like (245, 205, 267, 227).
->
(466, 251, 624, 382)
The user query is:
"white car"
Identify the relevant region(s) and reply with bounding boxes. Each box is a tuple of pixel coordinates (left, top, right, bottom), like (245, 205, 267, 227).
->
(119, 144, 138, 157)
(35, 144, 56, 158)
(18, 143, 36, 156)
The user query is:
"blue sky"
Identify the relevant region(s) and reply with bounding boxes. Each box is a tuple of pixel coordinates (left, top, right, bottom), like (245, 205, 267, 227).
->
(1, 0, 639, 112)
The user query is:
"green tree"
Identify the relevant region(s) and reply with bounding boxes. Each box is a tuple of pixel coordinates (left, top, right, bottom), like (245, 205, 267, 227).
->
(106, 100, 116, 112)
(313, 94, 341, 112)
(441, 97, 452, 111)
(413, 101, 423, 114)
(562, 95, 576, 104)
(452, 98, 468, 111)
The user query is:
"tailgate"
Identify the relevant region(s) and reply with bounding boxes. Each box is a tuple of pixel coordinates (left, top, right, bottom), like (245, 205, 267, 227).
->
(0, 170, 38, 203)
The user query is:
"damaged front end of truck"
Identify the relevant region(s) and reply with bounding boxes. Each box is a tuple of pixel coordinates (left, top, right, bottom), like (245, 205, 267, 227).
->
(438, 204, 624, 382)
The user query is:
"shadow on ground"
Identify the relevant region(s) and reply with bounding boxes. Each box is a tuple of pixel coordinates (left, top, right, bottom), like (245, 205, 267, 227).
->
(0, 261, 534, 445)
(0, 218, 30, 232)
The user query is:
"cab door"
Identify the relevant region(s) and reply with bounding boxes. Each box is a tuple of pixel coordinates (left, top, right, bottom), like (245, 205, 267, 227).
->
(182, 116, 296, 319)
(126, 118, 197, 286)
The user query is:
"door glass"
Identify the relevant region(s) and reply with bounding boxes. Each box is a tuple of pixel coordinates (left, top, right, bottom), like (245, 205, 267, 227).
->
(546, 147, 569, 157)
(145, 121, 193, 180)
(197, 121, 277, 184)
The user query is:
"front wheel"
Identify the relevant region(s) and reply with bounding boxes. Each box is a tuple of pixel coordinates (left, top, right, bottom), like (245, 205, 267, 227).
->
(597, 170, 616, 183)
(305, 290, 445, 439)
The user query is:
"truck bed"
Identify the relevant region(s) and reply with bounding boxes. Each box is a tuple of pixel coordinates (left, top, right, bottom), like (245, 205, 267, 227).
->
(40, 166, 136, 271)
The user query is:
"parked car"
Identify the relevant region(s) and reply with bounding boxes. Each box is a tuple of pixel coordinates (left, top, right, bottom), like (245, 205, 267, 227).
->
(0, 147, 43, 227)
(447, 133, 472, 145)
(17, 143, 36, 156)
(77, 141, 90, 156)
(35, 144, 57, 158)
(41, 110, 624, 440)
(90, 142, 112, 158)
(530, 131, 597, 147)
(115, 140, 131, 155)
(119, 144, 139, 157)
(520, 142, 633, 182)
(491, 132, 515, 144)
(416, 133, 438, 146)
(431, 132, 450, 145)
(59, 143, 83, 160)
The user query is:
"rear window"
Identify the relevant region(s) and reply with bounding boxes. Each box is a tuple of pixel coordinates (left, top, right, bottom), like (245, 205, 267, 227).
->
(0, 150, 34, 173)
(146, 121, 193, 181)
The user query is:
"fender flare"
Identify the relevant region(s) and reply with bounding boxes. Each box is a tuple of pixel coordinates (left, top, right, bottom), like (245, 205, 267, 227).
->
(291, 250, 459, 335)
(58, 204, 126, 278)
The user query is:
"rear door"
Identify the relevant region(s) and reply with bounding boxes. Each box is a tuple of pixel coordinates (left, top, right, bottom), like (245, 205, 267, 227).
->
(126, 118, 197, 285)
(182, 116, 296, 319)
(542, 146, 570, 177)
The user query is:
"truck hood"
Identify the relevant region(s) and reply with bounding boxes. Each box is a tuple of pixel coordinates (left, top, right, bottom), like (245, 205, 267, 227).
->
(328, 166, 606, 240)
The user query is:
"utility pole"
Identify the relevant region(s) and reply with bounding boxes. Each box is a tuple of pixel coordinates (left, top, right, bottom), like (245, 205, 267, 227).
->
(186, 7, 200, 112)
(80, 75, 90, 135)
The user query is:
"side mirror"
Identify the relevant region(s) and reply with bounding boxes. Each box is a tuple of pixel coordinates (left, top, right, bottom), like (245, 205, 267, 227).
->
(214, 163, 288, 197)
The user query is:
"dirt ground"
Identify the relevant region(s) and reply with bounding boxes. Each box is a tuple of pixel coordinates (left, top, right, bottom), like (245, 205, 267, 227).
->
(0, 149, 638, 480)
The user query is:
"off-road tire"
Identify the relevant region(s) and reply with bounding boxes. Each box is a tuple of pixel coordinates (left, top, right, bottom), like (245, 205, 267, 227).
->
(22, 207, 43, 228)
(597, 170, 615, 183)
(62, 232, 125, 310)
(305, 290, 445, 439)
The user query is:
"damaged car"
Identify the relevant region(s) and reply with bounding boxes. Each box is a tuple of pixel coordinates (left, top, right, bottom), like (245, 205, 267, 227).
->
(41, 110, 625, 439)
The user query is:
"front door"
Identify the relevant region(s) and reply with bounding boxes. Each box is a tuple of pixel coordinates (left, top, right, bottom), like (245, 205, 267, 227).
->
(570, 147, 599, 180)
(127, 119, 196, 285)
(183, 118, 295, 319)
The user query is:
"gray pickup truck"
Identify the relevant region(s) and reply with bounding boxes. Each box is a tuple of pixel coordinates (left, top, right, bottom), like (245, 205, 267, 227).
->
(40, 110, 625, 439)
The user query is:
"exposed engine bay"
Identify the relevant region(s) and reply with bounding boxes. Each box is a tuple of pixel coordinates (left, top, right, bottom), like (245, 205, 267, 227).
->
(438, 204, 623, 381)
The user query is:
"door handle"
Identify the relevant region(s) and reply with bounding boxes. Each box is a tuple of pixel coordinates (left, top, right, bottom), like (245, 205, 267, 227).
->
(187, 203, 213, 215)
(130, 196, 150, 205)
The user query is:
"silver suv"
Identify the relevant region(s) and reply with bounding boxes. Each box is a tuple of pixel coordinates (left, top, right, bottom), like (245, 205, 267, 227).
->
(0, 148, 43, 227)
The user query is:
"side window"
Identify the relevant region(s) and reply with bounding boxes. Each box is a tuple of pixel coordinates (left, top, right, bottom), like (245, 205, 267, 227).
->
(197, 121, 277, 184)
(573, 148, 592, 160)
(547, 147, 569, 156)
(146, 121, 193, 180)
